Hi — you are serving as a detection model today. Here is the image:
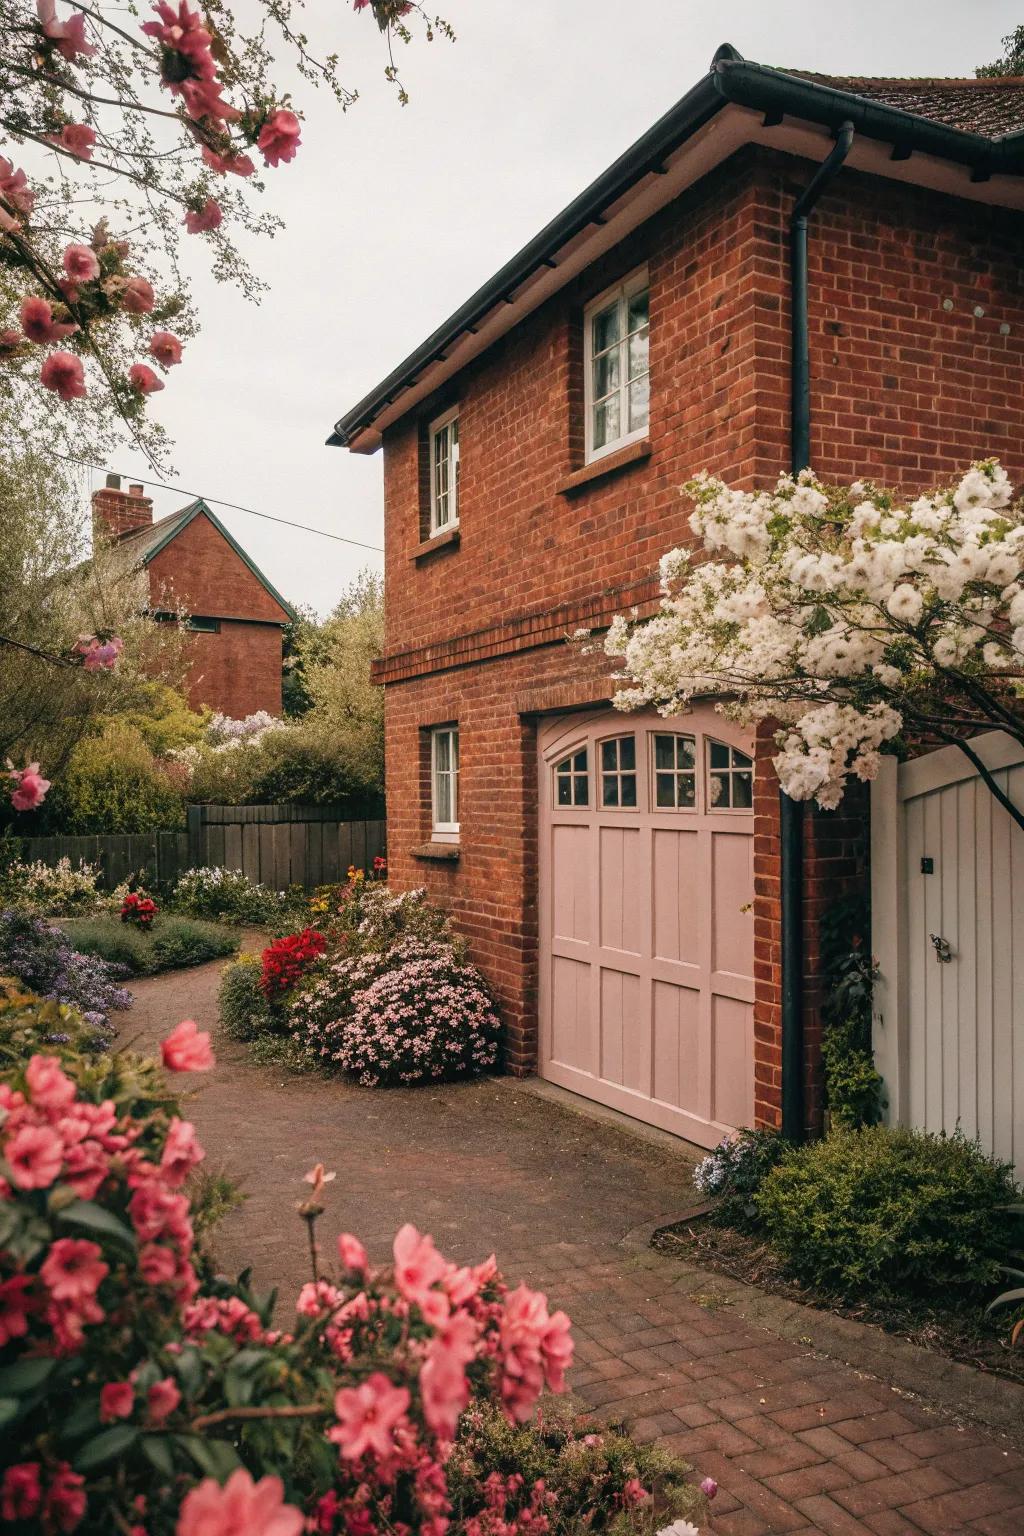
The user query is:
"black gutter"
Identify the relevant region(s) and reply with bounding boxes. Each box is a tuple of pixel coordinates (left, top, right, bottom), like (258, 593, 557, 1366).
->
(328, 53, 1024, 449)
(779, 120, 855, 1144)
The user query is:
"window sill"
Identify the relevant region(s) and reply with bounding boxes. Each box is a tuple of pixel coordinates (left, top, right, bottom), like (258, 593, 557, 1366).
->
(556, 438, 651, 496)
(413, 526, 460, 563)
(411, 841, 461, 862)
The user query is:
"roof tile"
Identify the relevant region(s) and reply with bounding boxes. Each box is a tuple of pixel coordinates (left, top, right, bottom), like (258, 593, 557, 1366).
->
(786, 72, 1024, 136)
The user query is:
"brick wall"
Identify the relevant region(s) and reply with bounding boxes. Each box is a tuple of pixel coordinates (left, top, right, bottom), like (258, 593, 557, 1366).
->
(147, 511, 291, 625)
(176, 618, 284, 718)
(377, 143, 1024, 1124)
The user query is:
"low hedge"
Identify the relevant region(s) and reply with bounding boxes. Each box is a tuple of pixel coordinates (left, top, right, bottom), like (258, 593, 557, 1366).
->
(62, 915, 239, 976)
(756, 1123, 1020, 1302)
(218, 953, 277, 1040)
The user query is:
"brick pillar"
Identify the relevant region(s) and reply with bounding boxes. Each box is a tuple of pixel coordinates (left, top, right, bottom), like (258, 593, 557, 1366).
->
(92, 473, 153, 541)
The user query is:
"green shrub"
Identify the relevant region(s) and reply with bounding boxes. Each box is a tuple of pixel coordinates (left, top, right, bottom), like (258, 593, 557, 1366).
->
(692, 1127, 788, 1225)
(46, 720, 185, 832)
(218, 953, 276, 1040)
(171, 865, 294, 925)
(820, 896, 885, 1129)
(756, 1124, 1021, 1301)
(63, 915, 238, 975)
(822, 1015, 886, 1130)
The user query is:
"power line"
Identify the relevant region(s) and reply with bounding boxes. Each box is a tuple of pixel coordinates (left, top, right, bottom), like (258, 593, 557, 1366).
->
(54, 452, 384, 554)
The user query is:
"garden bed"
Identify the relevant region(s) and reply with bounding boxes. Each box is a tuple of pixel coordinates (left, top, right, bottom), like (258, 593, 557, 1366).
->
(653, 1212, 1024, 1389)
(61, 914, 239, 976)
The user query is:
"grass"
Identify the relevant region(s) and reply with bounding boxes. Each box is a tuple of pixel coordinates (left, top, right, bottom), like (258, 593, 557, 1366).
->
(63, 914, 239, 976)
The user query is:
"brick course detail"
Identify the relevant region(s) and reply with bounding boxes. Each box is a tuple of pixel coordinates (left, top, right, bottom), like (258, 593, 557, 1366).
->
(375, 145, 1024, 1132)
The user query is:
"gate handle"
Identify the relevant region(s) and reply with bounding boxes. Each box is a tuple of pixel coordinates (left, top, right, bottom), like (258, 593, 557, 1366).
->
(929, 933, 953, 964)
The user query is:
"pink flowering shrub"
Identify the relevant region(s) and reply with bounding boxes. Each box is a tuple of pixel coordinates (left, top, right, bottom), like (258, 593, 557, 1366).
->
(0, 989, 702, 1536)
(289, 938, 501, 1085)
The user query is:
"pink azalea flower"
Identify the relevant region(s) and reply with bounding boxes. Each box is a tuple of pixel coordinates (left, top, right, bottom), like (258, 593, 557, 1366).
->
(41, 1239, 108, 1305)
(100, 1381, 134, 1423)
(121, 276, 155, 314)
(161, 1018, 215, 1072)
(2, 1463, 42, 1523)
(621, 1478, 649, 1507)
(183, 197, 222, 234)
(139, 1242, 178, 1286)
(62, 243, 100, 283)
(25, 1054, 77, 1111)
(175, 1470, 304, 1536)
(62, 1139, 108, 1201)
(201, 144, 254, 177)
(39, 351, 86, 402)
(257, 109, 302, 168)
(0, 1275, 35, 1347)
(5, 1123, 63, 1187)
(44, 1464, 86, 1534)
(54, 123, 97, 160)
(700, 1476, 718, 1499)
(160, 1117, 204, 1185)
(147, 1377, 181, 1423)
(75, 634, 124, 671)
(149, 330, 183, 366)
(37, 0, 97, 61)
(329, 1372, 411, 1462)
(420, 1310, 478, 1438)
(129, 362, 164, 395)
(337, 1232, 368, 1274)
(20, 295, 77, 345)
(500, 1284, 573, 1420)
(393, 1223, 449, 1323)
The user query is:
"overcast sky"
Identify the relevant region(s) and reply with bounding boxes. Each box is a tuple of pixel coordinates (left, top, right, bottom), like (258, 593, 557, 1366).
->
(88, 0, 1022, 617)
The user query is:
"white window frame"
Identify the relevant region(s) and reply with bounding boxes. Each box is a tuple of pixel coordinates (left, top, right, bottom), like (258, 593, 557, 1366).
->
(429, 407, 460, 536)
(583, 267, 650, 464)
(431, 725, 460, 841)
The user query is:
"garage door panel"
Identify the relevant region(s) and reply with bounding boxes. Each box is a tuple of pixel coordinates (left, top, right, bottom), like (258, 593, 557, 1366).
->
(551, 825, 592, 944)
(652, 979, 702, 1114)
(711, 830, 755, 979)
(550, 955, 593, 1074)
(599, 825, 643, 955)
(540, 706, 754, 1146)
(712, 995, 753, 1129)
(652, 828, 703, 966)
(600, 968, 648, 1094)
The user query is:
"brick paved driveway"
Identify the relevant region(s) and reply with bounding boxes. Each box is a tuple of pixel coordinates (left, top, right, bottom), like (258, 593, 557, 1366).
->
(128, 956, 1024, 1535)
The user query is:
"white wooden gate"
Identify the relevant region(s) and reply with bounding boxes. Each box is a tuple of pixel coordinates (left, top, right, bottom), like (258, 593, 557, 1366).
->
(872, 732, 1024, 1177)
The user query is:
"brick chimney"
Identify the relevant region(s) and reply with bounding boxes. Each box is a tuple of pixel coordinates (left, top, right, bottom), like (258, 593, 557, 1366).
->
(92, 472, 153, 542)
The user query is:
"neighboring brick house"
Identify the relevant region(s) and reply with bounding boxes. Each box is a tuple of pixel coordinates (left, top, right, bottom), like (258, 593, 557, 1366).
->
(329, 49, 1024, 1156)
(92, 475, 294, 717)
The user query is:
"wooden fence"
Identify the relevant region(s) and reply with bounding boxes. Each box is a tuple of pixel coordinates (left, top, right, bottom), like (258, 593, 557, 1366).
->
(13, 806, 386, 892)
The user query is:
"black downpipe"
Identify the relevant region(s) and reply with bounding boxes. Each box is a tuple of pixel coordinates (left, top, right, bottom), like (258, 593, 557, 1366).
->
(780, 122, 855, 1143)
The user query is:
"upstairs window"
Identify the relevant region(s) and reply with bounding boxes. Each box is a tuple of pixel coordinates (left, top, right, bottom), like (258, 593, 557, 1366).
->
(185, 615, 220, 633)
(584, 270, 649, 462)
(431, 725, 460, 840)
(429, 408, 460, 534)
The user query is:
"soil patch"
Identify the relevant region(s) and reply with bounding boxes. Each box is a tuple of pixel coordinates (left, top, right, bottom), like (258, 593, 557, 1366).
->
(653, 1213, 1024, 1390)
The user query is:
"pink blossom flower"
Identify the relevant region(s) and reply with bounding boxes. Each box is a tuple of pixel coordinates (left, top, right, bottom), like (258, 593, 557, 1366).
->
(139, 1243, 178, 1285)
(700, 1476, 718, 1499)
(121, 276, 155, 314)
(337, 1232, 368, 1273)
(75, 634, 124, 671)
(329, 1372, 411, 1462)
(201, 144, 254, 177)
(20, 295, 77, 345)
(621, 1478, 649, 1507)
(41, 1239, 108, 1305)
(150, 330, 183, 366)
(183, 197, 222, 234)
(257, 109, 302, 168)
(161, 1018, 215, 1072)
(393, 1223, 449, 1324)
(175, 1470, 303, 1536)
(39, 351, 86, 401)
(5, 1123, 63, 1187)
(160, 1117, 204, 1185)
(500, 1284, 573, 1421)
(25, 1053, 77, 1111)
(0, 157, 34, 230)
(129, 362, 164, 395)
(37, 0, 97, 61)
(420, 1309, 478, 1437)
(2, 1463, 42, 1523)
(147, 1377, 181, 1423)
(100, 1381, 134, 1422)
(63, 244, 100, 283)
(0, 1275, 34, 1346)
(0, 328, 23, 351)
(63, 1140, 108, 1201)
(54, 123, 97, 160)
(44, 1464, 86, 1534)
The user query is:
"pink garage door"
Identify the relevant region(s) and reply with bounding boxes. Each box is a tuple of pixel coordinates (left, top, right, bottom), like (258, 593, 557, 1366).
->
(538, 705, 755, 1148)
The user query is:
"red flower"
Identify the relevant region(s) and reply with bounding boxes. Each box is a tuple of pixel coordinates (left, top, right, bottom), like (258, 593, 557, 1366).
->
(257, 109, 302, 168)
(260, 928, 326, 999)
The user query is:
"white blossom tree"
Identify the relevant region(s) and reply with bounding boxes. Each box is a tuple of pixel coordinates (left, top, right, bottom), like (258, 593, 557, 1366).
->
(605, 459, 1024, 833)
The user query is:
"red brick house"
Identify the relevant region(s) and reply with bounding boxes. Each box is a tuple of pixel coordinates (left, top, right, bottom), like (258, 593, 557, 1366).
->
(92, 475, 294, 718)
(329, 49, 1024, 1163)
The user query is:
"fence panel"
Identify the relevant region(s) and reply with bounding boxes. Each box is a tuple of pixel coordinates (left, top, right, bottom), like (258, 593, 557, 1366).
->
(14, 809, 385, 892)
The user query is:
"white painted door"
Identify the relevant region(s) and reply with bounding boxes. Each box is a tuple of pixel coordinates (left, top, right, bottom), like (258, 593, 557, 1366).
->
(872, 732, 1024, 1177)
(537, 705, 755, 1148)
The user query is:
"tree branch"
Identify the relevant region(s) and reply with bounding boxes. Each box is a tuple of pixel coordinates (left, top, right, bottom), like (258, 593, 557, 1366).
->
(189, 1402, 330, 1431)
